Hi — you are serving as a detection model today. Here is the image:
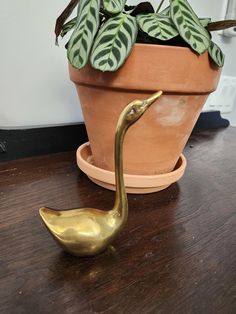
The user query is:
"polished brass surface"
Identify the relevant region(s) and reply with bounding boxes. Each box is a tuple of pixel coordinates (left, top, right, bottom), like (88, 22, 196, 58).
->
(39, 91, 163, 257)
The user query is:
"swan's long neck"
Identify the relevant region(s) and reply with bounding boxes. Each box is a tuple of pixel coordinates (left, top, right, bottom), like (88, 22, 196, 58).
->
(112, 113, 129, 226)
(110, 91, 162, 227)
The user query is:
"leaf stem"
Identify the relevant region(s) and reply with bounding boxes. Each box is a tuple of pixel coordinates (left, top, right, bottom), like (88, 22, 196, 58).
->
(156, 0, 165, 13)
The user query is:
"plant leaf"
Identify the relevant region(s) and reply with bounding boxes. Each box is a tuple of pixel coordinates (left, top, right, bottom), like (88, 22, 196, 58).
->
(130, 2, 155, 16)
(207, 20, 236, 31)
(61, 17, 77, 38)
(124, 5, 136, 12)
(90, 13, 138, 71)
(137, 13, 178, 40)
(208, 41, 225, 67)
(67, 0, 100, 69)
(103, 0, 127, 14)
(170, 0, 211, 54)
(55, 0, 79, 42)
(200, 18, 211, 28)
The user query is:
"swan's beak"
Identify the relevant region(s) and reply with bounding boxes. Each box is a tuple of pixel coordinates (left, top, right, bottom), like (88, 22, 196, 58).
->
(145, 91, 163, 108)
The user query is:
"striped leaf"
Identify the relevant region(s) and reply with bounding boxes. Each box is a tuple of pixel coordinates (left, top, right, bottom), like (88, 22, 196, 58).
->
(61, 17, 77, 38)
(137, 13, 178, 41)
(90, 14, 138, 71)
(103, 0, 127, 14)
(208, 41, 225, 67)
(67, 0, 100, 69)
(200, 18, 211, 28)
(170, 0, 211, 54)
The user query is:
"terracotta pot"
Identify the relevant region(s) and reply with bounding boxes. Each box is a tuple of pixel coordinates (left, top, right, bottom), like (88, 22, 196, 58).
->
(69, 43, 221, 176)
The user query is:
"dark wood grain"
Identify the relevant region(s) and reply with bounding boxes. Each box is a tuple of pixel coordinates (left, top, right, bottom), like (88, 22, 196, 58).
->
(0, 128, 236, 314)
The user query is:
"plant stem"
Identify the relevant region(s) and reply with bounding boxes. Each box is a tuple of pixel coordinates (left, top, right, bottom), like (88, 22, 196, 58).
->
(156, 0, 165, 13)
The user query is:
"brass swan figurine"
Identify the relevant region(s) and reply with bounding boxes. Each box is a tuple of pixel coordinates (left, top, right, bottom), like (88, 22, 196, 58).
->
(39, 91, 163, 257)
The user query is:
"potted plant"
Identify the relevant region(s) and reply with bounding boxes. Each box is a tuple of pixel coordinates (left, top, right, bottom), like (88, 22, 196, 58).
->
(55, 0, 236, 193)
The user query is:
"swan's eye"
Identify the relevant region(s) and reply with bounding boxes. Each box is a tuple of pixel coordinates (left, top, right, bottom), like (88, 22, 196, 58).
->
(128, 108, 135, 116)
(132, 106, 139, 113)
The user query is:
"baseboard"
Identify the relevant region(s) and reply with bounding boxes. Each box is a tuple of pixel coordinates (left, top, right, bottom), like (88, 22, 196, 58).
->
(0, 112, 229, 162)
(193, 111, 230, 130)
(0, 123, 88, 162)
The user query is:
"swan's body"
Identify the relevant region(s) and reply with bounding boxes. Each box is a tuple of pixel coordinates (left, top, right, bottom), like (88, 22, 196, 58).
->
(40, 207, 125, 256)
(39, 91, 162, 256)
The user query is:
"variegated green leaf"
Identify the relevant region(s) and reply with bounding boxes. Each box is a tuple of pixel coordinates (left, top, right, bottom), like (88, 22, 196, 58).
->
(208, 41, 225, 67)
(137, 13, 178, 41)
(170, 0, 211, 54)
(67, 0, 100, 69)
(103, 0, 127, 14)
(61, 17, 77, 38)
(90, 13, 138, 71)
(200, 18, 211, 28)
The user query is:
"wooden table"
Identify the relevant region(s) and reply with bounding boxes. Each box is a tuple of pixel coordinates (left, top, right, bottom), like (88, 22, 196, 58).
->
(1, 128, 236, 314)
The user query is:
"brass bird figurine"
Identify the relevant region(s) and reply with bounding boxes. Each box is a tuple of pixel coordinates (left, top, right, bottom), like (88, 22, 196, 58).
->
(39, 91, 163, 257)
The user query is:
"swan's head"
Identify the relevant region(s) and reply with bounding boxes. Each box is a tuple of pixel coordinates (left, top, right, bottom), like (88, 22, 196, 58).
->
(124, 91, 163, 124)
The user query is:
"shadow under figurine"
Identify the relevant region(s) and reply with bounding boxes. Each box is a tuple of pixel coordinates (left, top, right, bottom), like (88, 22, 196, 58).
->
(39, 91, 163, 257)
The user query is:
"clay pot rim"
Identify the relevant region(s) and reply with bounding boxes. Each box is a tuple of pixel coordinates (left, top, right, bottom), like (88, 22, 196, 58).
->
(77, 142, 187, 188)
(70, 40, 220, 94)
(133, 42, 196, 53)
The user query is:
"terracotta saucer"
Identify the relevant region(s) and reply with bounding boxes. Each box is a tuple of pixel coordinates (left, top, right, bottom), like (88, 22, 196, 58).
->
(76, 142, 187, 194)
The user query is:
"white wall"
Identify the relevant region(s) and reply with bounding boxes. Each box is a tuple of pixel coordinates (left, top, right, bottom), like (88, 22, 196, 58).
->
(0, 0, 83, 128)
(0, 0, 235, 128)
